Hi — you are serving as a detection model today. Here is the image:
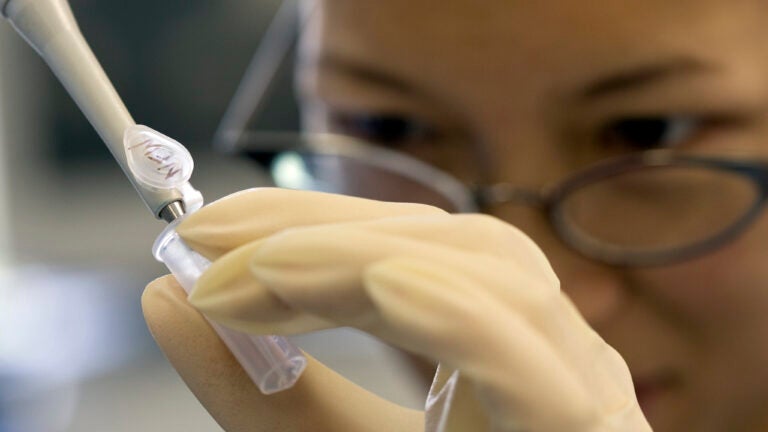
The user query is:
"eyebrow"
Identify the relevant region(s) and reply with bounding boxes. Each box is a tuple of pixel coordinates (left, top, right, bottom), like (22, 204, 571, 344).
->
(312, 53, 423, 96)
(314, 53, 718, 105)
(580, 57, 718, 99)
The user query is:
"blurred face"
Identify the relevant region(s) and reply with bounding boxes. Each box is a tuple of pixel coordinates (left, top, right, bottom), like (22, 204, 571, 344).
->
(297, 1, 768, 431)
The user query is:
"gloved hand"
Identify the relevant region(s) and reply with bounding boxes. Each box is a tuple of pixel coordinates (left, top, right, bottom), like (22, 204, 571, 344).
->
(142, 188, 651, 432)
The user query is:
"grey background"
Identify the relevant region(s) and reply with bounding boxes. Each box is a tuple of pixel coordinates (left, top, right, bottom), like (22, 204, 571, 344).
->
(0, 1, 425, 431)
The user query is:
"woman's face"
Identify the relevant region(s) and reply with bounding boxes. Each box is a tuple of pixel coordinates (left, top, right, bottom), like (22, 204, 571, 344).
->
(297, 1, 768, 431)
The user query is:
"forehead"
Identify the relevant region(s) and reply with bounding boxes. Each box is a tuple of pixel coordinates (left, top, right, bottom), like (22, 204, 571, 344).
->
(309, 0, 766, 103)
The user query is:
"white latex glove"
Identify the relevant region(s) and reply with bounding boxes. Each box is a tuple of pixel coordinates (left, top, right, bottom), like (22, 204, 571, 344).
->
(143, 188, 651, 432)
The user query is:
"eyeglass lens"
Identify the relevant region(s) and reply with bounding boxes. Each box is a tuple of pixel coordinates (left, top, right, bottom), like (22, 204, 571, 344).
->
(557, 163, 759, 254)
(261, 136, 762, 263)
(271, 151, 465, 211)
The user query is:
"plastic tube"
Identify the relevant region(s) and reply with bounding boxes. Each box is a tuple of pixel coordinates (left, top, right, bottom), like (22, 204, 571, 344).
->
(153, 222, 307, 394)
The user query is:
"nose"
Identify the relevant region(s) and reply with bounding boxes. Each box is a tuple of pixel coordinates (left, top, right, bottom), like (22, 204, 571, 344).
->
(553, 256, 627, 328)
(492, 205, 629, 328)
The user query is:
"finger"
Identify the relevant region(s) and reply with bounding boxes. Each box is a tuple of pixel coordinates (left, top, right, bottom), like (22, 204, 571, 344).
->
(185, 217, 639, 430)
(186, 239, 337, 335)
(176, 188, 446, 260)
(367, 262, 642, 430)
(188, 225, 556, 336)
(178, 189, 446, 334)
(364, 258, 597, 431)
(332, 213, 558, 285)
(186, 224, 611, 430)
(142, 275, 423, 432)
(191, 230, 597, 430)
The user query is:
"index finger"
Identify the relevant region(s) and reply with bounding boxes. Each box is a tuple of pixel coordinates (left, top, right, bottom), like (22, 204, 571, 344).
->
(177, 188, 446, 260)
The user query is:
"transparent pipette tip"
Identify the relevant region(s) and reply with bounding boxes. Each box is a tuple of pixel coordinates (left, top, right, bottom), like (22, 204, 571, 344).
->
(153, 222, 307, 394)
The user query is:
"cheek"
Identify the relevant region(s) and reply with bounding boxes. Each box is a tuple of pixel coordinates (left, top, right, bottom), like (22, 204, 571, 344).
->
(648, 213, 768, 330)
(652, 215, 768, 429)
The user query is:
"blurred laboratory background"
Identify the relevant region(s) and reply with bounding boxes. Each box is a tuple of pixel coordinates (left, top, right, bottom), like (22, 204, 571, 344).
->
(0, 1, 424, 431)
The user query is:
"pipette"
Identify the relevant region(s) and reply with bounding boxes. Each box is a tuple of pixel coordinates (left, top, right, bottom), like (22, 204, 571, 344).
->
(1, 0, 306, 394)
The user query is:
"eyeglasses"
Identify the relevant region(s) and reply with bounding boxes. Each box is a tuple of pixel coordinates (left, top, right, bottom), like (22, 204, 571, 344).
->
(214, 1, 768, 267)
(232, 132, 768, 267)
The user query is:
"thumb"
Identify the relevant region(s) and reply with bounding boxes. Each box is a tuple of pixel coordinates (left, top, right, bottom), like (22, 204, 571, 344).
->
(142, 275, 424, 432)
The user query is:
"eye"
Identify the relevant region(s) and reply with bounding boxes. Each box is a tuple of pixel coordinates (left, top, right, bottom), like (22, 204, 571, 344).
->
(600, 116, 700, 151)
(327, 111, 434, 147)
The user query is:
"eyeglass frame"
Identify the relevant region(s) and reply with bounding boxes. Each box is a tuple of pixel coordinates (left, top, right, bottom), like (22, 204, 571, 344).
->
(233, 132, 768, 267)
(215, 1, 768, 267)
(473, 149, 768, 266)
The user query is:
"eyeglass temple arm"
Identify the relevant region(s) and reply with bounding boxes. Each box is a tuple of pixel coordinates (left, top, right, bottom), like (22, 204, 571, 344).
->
(213, 0, 303, 154)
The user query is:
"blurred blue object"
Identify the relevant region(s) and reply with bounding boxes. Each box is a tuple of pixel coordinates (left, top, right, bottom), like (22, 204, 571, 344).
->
(0, 265, 152, 432)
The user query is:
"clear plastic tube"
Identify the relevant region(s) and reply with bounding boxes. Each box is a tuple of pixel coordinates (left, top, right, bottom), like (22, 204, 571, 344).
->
(153, 223, 307, 394)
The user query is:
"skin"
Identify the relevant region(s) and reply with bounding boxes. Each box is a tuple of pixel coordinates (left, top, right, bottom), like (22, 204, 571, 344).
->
(142, 275, 424, 432)
(294, 1, 768, 431)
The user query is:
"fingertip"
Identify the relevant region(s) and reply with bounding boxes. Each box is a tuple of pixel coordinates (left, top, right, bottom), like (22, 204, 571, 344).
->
(188, 240, 298, 331)
(141, 274, 190, 329)
(141, 274, 221, 361)
(143, 274, 183, 301)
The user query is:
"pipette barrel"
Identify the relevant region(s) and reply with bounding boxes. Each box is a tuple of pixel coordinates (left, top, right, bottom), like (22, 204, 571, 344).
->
(3, 0, 183, 218)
